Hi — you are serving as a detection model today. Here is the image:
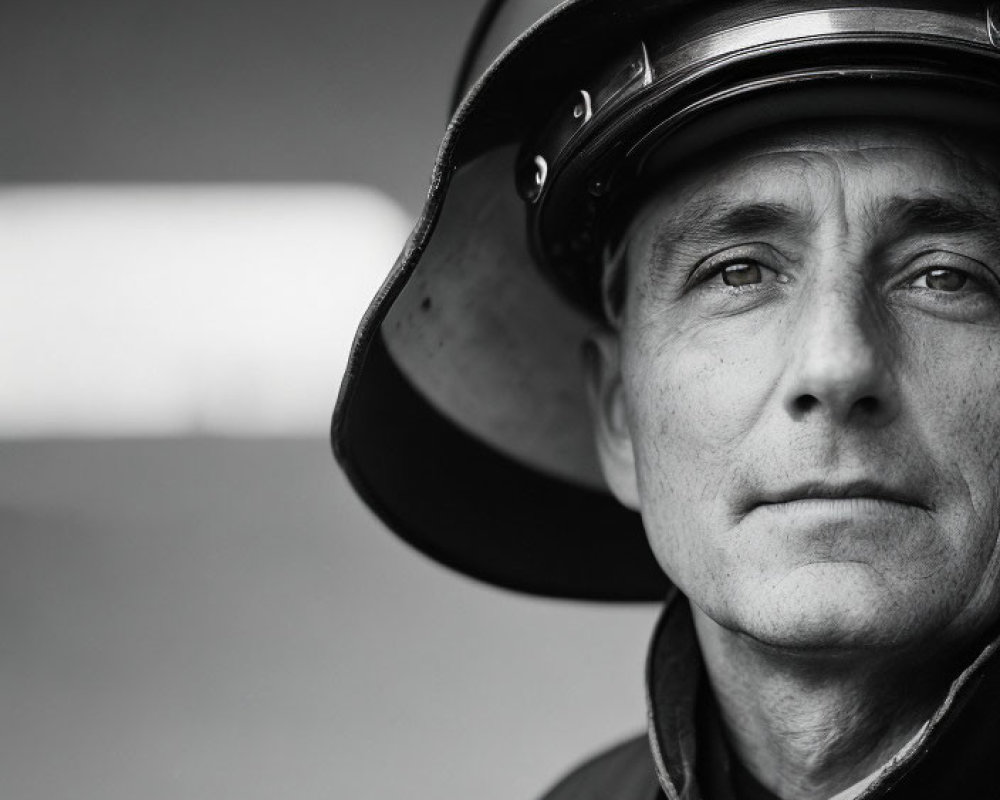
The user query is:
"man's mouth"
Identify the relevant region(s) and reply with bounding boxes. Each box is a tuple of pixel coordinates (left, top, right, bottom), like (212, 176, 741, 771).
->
(744, 480, 932, 516)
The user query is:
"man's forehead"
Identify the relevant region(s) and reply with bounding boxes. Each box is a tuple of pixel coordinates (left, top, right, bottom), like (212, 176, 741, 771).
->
(727, 120, 986, 159)
(627, 120, 1000, 243)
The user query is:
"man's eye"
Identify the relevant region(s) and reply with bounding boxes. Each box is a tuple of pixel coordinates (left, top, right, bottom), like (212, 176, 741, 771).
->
(894, 257, 1000, 323)
(909, 267, 968, 292)
(719, 262, 762, 287)
(686, 250, 788, 295)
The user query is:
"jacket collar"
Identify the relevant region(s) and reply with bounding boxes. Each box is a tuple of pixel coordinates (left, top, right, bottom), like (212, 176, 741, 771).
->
(646, 589, 1000, 800)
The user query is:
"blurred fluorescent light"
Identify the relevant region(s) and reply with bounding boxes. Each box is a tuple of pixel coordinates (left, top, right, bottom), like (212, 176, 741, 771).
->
(0, 185, 411, 437)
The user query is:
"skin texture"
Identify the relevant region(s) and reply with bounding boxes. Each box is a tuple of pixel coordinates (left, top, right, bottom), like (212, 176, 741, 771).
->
(585, 121, 1000, 798)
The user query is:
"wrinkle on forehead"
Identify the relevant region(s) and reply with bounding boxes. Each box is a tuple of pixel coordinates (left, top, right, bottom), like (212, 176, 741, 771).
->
(716, 122, 1000, 184)
(627, 121, 1000, 262)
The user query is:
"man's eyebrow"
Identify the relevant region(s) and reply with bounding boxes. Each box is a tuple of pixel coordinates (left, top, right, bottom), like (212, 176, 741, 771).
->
(648, 198, 808, 267)
(866, 195, 1000, 243)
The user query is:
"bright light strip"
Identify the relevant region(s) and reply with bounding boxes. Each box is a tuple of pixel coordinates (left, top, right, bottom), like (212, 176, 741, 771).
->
(0, 185, 411, 437)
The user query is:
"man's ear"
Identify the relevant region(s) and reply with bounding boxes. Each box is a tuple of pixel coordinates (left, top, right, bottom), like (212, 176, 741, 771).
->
(583, 328, 640, 510)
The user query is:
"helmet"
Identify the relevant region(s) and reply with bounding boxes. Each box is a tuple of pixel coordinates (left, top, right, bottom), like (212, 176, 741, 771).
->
(333, 0, 1000, 600)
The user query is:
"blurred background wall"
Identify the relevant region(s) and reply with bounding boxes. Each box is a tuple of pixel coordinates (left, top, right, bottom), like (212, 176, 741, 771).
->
(0, 1, 659, 798)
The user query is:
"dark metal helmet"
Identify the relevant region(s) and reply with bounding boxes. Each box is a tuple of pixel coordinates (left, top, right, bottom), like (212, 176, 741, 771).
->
(333, 0, 1000, 600)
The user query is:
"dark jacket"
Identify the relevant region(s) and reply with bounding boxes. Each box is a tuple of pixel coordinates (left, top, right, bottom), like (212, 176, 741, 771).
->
(541, 590, 1000, 800)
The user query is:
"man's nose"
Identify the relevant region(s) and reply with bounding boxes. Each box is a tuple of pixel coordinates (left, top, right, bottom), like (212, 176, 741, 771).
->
(782, 285, 900, 427)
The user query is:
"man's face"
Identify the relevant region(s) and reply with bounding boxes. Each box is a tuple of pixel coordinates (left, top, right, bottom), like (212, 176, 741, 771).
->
(589, 121, 1000, 654)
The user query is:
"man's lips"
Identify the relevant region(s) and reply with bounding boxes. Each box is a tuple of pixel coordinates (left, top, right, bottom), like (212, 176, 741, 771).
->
(741, 479, 933, 516)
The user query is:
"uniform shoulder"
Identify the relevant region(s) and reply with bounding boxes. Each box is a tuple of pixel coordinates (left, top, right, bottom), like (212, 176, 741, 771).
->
(537, 733, 659, 800)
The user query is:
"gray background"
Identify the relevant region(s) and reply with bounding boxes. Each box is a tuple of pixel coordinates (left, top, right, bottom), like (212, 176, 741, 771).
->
(1, 0, 474, 211)
(1, 1, 658, 798)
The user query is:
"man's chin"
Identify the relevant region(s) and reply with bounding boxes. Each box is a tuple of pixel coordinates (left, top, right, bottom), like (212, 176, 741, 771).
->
(718, 565, 951, 656)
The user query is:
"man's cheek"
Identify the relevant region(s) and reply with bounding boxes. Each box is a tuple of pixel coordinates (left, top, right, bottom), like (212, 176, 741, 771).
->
(629, 357, 750, 528)
(644, 345, 772, 454)
(914, 340, 1000, 522)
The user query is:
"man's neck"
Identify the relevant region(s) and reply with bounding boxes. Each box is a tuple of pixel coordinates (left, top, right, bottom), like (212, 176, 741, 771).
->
(690, 608, 951, 800)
